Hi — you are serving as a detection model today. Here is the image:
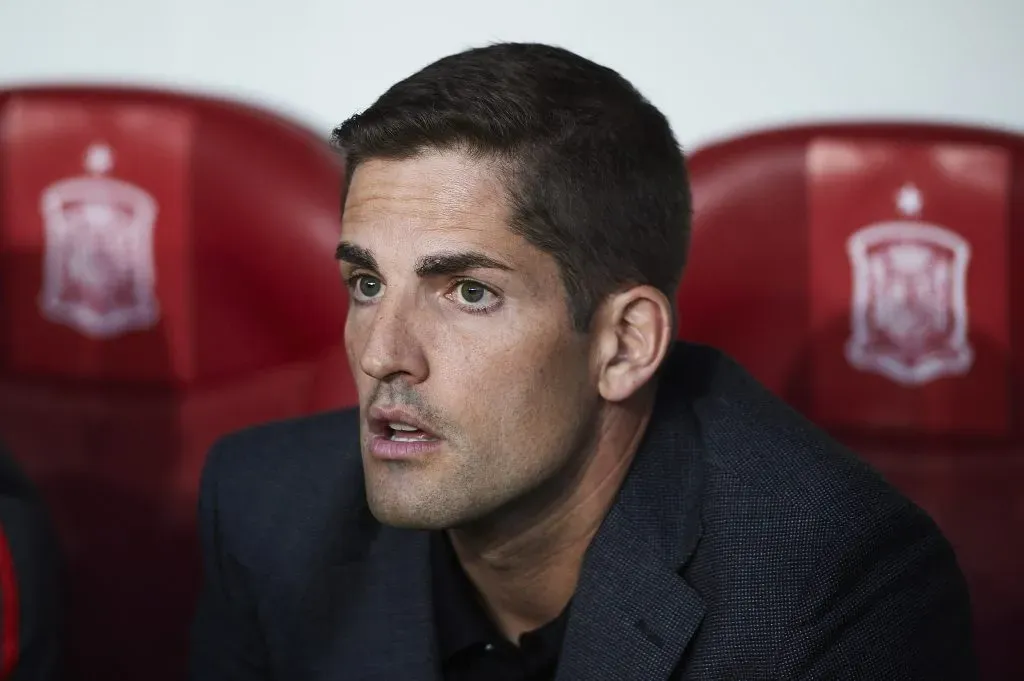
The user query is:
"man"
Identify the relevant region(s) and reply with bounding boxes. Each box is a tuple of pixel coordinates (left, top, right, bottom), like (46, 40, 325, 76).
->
(0, 441, 62, 680)
(189, 43, 974, 680)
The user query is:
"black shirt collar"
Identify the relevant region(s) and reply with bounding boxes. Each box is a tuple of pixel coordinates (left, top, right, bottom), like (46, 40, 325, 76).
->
(430, 530, 570, 663)
(431, 530, 499, 659)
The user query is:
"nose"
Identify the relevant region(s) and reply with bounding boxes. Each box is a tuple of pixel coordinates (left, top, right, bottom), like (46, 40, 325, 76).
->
(355, 295, 429, 385)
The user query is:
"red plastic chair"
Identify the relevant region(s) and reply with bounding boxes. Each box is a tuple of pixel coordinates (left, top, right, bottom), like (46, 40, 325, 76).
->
(679, 122, 1023, 680)
(0, 86, 357, 680)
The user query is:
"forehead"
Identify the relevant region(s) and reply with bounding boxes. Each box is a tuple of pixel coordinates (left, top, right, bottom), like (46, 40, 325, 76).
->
(341, 151, 514, 249)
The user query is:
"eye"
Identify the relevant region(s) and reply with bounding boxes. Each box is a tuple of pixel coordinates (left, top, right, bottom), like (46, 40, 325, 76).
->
(449, 280, 501, 313)
(349, 274, 384, 303)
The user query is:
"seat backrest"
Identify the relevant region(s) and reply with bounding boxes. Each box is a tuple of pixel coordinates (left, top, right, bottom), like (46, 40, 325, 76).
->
(679, 122, 1023, 679)
(0, 86, 357, 680)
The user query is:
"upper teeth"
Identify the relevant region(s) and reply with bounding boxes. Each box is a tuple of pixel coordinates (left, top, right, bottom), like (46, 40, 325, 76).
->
(389, 422, 418, 432)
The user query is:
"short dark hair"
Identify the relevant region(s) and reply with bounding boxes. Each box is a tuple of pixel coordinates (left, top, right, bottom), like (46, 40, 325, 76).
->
(331, 42, 691, 331)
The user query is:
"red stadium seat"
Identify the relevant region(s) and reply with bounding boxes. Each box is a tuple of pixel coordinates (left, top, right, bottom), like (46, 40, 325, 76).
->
(679, 122, 1023, 680)
(0, 86, 357, 680)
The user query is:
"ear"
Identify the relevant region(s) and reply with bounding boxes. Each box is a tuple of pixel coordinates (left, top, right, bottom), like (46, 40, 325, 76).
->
(592, 285, 674, 402)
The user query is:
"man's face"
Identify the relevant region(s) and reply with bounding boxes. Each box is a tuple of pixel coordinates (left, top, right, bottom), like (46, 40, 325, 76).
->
(339, 150, 598, 530)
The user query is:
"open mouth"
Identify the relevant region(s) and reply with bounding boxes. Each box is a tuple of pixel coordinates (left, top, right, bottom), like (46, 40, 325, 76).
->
(367, 405, 444, 456)
(386, 422, 439, 442)
(366, 408, 444, 460)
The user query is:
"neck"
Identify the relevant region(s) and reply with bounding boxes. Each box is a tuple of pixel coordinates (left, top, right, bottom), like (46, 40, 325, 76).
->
(448, 394, 654, 642)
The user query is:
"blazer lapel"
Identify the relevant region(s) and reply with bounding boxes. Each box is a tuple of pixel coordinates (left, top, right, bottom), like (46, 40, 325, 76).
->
(557, 353, 708, 681)
(556, 505, 705, 681)
(291, 515, 441, 681)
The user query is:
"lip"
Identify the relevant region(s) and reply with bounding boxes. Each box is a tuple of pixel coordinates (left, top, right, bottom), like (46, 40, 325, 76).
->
(366, 405, 444, 462)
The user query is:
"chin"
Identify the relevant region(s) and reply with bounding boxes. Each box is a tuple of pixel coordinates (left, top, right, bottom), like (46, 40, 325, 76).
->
(365, 492, 453, 531)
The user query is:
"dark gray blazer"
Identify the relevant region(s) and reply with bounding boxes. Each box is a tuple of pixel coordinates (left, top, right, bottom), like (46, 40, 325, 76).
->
(189, 342, 975, 680)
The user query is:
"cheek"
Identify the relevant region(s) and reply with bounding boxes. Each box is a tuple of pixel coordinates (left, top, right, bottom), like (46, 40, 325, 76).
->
(446, 339, 590, 442)
(343, 310, 360, 358)
(343, 312, 377, 394)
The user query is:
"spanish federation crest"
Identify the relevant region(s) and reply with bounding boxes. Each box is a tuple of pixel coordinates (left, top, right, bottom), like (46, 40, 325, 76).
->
(844, 184, 973, 386)
(38, 143, 160, 338)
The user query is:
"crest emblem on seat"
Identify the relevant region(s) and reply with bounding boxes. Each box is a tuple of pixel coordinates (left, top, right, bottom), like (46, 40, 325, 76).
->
(38, 143, 160, 338)
(844, 183, 973, 386)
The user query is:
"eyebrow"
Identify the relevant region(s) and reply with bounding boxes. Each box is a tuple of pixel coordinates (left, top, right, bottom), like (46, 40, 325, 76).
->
(335, 241, 379, 271)
(335, 241, 513, 277)
(413, 250, 513, 277)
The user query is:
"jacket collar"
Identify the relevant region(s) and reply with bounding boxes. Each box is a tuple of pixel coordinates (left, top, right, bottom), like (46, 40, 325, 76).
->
(557, 344, 707, 679)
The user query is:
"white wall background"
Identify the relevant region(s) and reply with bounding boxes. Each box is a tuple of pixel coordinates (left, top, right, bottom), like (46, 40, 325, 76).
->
(1, 0, 1022, 150)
